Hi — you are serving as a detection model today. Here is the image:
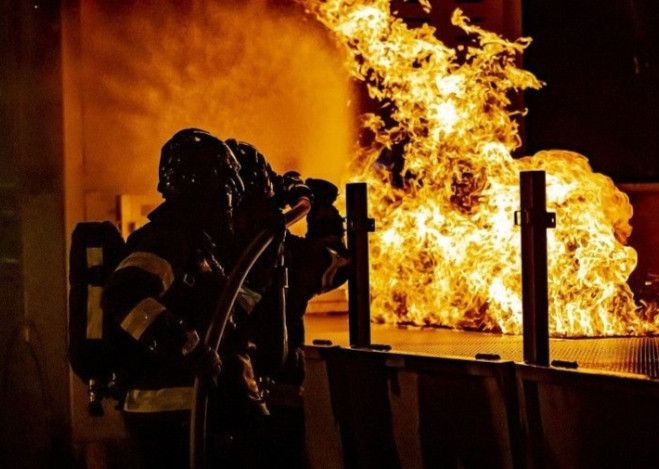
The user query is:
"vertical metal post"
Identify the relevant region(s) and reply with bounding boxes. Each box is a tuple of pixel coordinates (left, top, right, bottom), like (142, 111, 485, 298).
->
(346, 183, 374, 348)
(516, 171, 555, 366)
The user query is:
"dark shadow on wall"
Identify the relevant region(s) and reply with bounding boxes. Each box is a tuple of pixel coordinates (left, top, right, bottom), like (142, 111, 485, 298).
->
(523, 0, 659, 182)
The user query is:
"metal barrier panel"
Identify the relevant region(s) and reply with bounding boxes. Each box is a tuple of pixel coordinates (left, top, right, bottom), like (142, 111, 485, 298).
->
(305, 346, 523, 469)
(303, 347, 343, 469)
(405, 353, 521, 469)
(323, 348, 401, 469)
(516, 364, 659, 469)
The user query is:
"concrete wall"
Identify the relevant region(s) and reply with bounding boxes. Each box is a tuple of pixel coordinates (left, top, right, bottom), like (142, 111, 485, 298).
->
(0, 0, 71, 467)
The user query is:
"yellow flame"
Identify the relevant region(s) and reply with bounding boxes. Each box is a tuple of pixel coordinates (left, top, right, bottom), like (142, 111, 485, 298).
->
(303, 0, 659, 336)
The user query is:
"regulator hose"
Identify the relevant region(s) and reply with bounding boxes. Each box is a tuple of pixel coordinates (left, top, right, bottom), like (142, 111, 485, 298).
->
(190, 197, 311, 469)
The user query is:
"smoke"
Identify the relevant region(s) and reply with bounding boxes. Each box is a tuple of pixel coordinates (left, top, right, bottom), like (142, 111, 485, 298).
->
(75, 0, 357, 195)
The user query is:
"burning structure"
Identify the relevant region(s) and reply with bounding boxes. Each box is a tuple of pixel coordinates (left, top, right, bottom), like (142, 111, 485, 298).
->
(299, 5, 659, 467)
(304, 0, 658, 336)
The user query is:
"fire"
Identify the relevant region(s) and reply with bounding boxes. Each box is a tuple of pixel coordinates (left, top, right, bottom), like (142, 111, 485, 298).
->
(303, 0, 659, 336)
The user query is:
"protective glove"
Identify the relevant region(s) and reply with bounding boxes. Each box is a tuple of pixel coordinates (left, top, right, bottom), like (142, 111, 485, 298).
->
(182, 331, 222, 382)
(305, 178, 344, 239)
(306, 178, 338, 205)
(277, 171, 313, 208)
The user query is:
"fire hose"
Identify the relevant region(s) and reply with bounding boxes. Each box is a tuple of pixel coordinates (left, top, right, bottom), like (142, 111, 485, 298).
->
(190, 197, 312, 469)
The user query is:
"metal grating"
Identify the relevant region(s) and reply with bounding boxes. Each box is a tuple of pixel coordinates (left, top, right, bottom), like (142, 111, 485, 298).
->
(306, 315, 659, 378)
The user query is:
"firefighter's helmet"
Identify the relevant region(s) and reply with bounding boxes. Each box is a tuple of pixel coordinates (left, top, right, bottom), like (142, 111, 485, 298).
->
(158, 128, 245, 207)
(225, 139, 276, 200)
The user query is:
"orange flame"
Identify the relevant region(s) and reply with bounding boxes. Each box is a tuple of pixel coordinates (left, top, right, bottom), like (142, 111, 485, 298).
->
(303, 0, 658, 336)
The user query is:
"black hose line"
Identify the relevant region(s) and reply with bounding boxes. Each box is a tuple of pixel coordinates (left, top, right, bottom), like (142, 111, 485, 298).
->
(190, 197, 311, 469)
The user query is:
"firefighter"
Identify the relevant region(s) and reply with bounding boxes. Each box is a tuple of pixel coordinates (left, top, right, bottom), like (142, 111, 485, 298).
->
(102, 128, 266, 468)
(258, 176, 349, 469)
(103, 128, 348, 468)
(227, 140, 349, 467)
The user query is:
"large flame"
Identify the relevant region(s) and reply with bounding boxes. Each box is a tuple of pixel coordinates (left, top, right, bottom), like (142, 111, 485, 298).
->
(303, 0, 659, 336)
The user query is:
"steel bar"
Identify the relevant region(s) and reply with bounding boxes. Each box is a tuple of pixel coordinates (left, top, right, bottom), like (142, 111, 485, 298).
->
(346, 183, 374, 348)
(516, 171, 555, 366)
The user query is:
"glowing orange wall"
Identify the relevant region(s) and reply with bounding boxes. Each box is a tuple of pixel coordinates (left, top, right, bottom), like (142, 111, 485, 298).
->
(75, 0, 357, 204)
